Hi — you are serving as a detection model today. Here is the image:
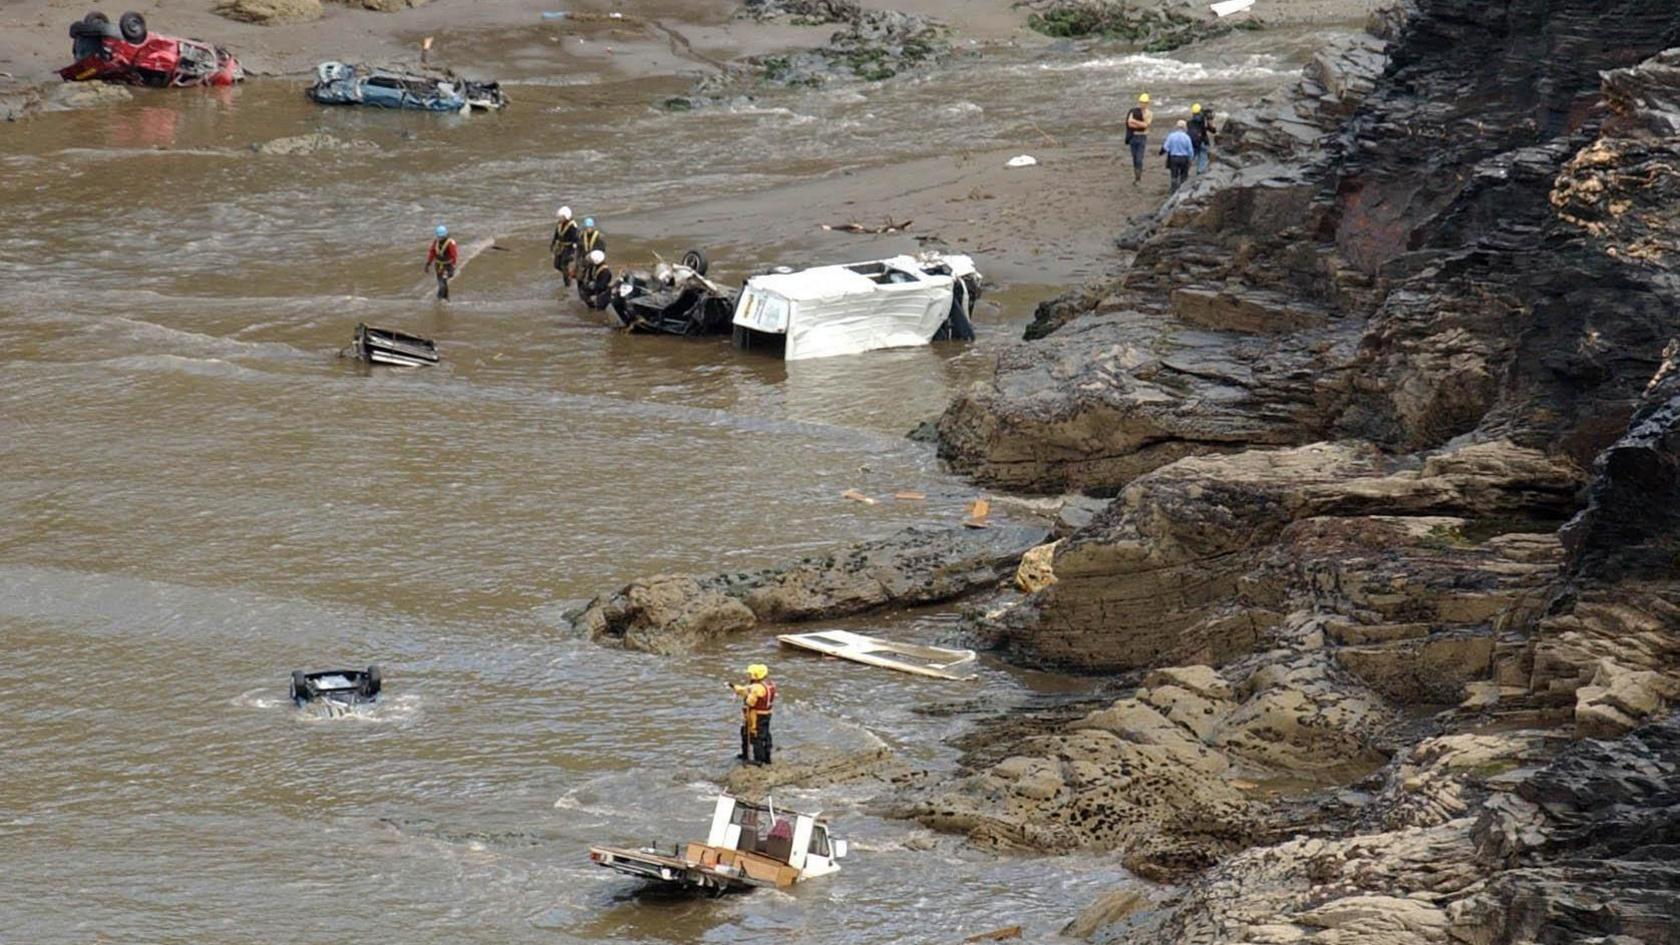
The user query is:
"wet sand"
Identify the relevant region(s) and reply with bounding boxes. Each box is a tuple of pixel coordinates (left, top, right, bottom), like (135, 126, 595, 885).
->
(615, 144, 1170, 287)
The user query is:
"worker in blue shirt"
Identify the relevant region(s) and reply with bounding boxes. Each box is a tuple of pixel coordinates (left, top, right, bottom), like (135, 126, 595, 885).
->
(1160, 119, 1195, 194)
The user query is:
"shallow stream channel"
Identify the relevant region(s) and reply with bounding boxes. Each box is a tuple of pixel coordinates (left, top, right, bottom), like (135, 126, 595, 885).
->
(1, 20, 1350, 944)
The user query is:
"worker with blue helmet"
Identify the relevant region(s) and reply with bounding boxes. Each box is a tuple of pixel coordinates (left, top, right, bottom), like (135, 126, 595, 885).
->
(425, 224, 458, 300)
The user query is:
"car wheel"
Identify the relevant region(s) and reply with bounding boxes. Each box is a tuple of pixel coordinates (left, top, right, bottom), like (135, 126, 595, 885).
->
(680, 249, 709, 276)
(291, 670, 310, 703)
(363, 664, 382, 698)
(83, 11, 111, 26)
(119, 10, 147, 43)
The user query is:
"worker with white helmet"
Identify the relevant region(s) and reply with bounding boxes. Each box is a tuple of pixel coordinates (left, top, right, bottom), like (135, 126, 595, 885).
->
(549, 206, 582, 285)
(577, 248, 615, 311)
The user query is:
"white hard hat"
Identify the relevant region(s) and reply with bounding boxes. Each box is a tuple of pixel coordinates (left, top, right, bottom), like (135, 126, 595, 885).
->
(588, 249, 605, 265)
(557, 206, 573, 220)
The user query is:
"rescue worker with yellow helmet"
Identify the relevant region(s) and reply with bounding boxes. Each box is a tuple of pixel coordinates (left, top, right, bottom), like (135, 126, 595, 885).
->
(1124, 92, 1154, 185)
(729, 663, 776, 766)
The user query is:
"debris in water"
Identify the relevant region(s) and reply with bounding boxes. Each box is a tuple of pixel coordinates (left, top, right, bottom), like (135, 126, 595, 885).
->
(821, 218, 913, 234)
(779, 629, 978, 680)
(1211, 0, 1256, 15)
(540, 10, 570, 18)
(1015, 540, 1060, 593)
(349, 323, 439, 367)
(842, 489, 877, 505)
(1004, 154, 1038, 168)
(894, 491, 926, 501)
(962, 497, 991, 528)
(964, 927, 1023, 943)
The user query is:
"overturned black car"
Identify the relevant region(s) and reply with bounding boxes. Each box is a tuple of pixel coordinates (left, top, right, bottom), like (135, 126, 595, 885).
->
(610, 249, 740, 336)
(291, 666, 382, 707)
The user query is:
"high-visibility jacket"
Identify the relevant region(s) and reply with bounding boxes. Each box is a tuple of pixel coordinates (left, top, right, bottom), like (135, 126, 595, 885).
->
(551, 219, 580, 254)
(748, 680, 776, 713)
(580, 228, 604, 257)
(428, 237, 458, 268)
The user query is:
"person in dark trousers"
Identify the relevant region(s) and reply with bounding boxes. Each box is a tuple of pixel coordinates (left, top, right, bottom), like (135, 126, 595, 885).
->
(1169, 121, 1196, 195)
(1162, 120, 1195, 194)
(550, 206, 581, 286)
(578, 217, 605, 267)
(577, 249, 615, 310)
(1124, 93, 1153, 186)
(1188, 103, 1217, 175)
(729, 663, 776, 765)
(424, 225, 458, 300)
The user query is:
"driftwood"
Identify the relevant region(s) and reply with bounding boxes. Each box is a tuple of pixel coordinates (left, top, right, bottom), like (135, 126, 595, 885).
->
(962, 928, 1022, 943)
(821, 218, 914, 234)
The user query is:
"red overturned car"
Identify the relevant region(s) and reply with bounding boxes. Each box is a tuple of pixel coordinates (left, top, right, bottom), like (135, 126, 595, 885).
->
(60, 11, 242, 88)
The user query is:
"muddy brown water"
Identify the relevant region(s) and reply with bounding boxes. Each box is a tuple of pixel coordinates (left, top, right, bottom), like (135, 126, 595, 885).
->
(1, 25, 1346, 944)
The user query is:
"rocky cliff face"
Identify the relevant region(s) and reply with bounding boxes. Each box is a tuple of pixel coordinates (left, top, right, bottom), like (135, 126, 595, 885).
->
(937, 0, 1680, 494)
(910, 1, 1680, 940)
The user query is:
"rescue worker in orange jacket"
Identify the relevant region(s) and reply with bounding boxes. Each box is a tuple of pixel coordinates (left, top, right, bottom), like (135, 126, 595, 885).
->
(425, 225, 458, 300)
(730, 663, 776, 766)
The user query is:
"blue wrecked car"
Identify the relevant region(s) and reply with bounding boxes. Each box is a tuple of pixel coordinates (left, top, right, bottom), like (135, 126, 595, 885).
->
(307, 61, 507, 112)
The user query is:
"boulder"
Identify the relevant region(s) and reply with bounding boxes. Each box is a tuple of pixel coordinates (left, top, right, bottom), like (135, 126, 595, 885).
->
(571, 575, 756, 656)
(214, 0, 323, 23)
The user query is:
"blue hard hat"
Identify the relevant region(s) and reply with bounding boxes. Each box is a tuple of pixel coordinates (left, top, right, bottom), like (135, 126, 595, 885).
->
(583, 217, 595, 228)
(435, 225, 448, 238)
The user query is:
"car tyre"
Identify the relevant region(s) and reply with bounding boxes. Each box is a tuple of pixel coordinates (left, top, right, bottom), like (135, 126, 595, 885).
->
(119, 11, 147, 43)
(363, 664, 382, 698)
(680, 249, 709, 276)
(291, 670, 310, 704)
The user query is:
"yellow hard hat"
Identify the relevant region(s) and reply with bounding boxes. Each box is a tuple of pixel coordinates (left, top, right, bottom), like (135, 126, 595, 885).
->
(1192, 102, 1202, 114)
(747, 664, 769, 680)
(1138, 93, 1150, 104)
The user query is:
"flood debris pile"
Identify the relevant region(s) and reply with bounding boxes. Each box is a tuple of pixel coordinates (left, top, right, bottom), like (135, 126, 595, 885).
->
(902, 0, 1680, 939)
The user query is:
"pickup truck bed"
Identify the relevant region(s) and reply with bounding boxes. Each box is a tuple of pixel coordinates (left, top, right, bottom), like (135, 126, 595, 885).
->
(589, 842, 799, 894)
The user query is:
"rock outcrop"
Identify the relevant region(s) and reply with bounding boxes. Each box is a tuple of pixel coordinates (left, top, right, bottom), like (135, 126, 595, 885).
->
(696, 3, 948, 95)
(938, 0, 1680, 495)
(570, 523, 1048, 653)
(910, 656, 1394, 879)
(912, 6, 1680, 941)
(213, 0, 323, 23)
(986, 439, 1579, 673)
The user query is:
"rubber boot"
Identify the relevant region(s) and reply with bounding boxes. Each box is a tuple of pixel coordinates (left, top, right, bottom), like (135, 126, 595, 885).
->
(739, 723, 750, 763)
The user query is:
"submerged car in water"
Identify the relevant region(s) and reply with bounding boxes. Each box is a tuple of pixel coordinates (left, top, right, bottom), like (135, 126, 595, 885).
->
(59, 11, 242, 87)
(290, 666, 382, 708)
(611, 250, 740, 336)
(307, 62, 508, 112)
(731, 252, 980, 360)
